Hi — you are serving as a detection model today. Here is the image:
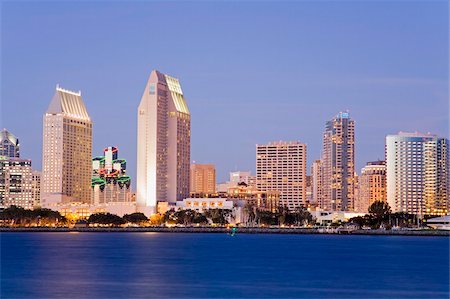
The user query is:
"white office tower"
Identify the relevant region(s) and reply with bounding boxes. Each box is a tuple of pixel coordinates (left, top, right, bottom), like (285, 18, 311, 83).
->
(41, 85, 92, 208)
(386, 132, 449, 215)
(137, 70, 191, 215)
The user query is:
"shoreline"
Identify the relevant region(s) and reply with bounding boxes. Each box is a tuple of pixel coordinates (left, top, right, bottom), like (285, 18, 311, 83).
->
(1, 227, 449, 236)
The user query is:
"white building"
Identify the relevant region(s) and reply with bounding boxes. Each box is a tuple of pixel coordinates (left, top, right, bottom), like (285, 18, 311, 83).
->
(386, 132, 449, 215)
(137, 70, 190, 215)
(0, 158, 34, 209)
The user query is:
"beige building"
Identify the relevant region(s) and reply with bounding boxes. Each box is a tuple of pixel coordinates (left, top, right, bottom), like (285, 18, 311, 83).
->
(190, 164, 216, 194)
(0, 158, 34, 209)
(320, 112, 355, 211)
(356, 161, 386, 213)
(227, 184, 279, 212)
(41, 85, 92, 207)
(137, 70, 190, 215)
(256, 141, 307, 210)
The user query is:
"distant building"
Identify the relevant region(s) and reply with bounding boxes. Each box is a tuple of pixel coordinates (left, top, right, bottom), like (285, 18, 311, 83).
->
(190, 164, 216, 194)
(92, 147, 131, 205)
(230, 171, 256, 187)
(227, 184, 279, 212)
(320, 112, 355, 211)
(256, 141, 307, 210)
(0, 157, 34, 209)
(310, 160, 322, 207)
(41, 85, 92, 208)
(356, 161, 386, 213)
(386, 132, 449, 215)
(0, 129, 20, 158)
(31, 170, 41, 208)
(137, 70, 190, 215)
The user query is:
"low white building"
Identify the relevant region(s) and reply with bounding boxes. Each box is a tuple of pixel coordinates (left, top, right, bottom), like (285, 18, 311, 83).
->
(311, 211, 366, 225)
(176, 198, 244, 225)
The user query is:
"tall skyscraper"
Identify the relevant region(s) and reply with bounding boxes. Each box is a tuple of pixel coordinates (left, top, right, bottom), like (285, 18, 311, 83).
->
(256, 141, 307, 210)
(190, 164, 216, 194)
(92, 146, 131, 204)
(137, 70, 191, 214)
(356, 161, 386, 213)
(386, 132, 449, 215)
(320, 112, 355, 211)
(0, 157, 34, 209)
(41, 85, 92, 208)
(0, 129, 20, 158)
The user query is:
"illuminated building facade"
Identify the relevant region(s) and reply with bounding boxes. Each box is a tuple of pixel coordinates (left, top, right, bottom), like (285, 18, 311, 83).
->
(92, 147, 131, 204)
(320, 112, 355, 211)
(41, 85, 92, 207)
(386, 132, 449, 215)
(137, 70, 190, 214)
(357, 161, 386, 213)
(310, 160, 322, 207)
(0, 129, 20, 158)
(227, 184, 280, 212)
(190, 163, 216, 194)
(32, 170, 41, 207)
(256, 141, 307, 210)
(0, 157, 34, 209)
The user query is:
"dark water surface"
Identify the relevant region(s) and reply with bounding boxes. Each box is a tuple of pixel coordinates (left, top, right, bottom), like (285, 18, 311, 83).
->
(1, 232, 449, 298)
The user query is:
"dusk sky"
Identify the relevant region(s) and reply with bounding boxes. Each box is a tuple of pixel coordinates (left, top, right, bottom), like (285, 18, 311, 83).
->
(1, 1, 448, 185)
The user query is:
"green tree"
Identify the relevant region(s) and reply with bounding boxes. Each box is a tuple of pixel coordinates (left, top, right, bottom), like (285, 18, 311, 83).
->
(88, 213, 125, 226)
(368, 201, 391, 228)
(123, 213, 148, 224)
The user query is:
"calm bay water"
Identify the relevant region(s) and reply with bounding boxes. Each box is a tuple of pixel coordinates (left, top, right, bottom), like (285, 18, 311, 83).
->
(1, 232, 449, 298)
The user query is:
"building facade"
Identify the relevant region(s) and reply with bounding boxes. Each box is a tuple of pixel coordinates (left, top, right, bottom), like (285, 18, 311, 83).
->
(0, 157, 34, 209)
(92, 146, 131, 205)
(320, 112, 355, 211)
(190, 164, 216, 194)
(31, 170, 41, 208)
(0, 129, 20, 158)
(137, 70, 191, 214)
(256, 141, 307, 210)
(356, 161, 386, 213)
(310, 160, 322, 207)
(386, 132, 449, 215)
(41, 85, 93, 207)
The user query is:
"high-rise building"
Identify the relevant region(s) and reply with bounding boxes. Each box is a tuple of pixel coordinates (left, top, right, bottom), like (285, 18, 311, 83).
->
(0, 129, 20, 158)
(386, 132, 449, 215)
(190, 163, 216, 194)
(31, 170, 41, 208)
(137, 70, 191, 214)
(320, 112, 355, 211)
(92, 146, 131, 204)
(256, 141, 307, 210)
(41, 85, 92, 208)
(310, 160, 322, 206)
(0, 157, 34, 209)
(356, 161, 386, 213)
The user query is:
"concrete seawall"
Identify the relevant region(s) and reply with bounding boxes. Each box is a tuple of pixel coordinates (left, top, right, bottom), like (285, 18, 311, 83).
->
(1, 227, 449, 236)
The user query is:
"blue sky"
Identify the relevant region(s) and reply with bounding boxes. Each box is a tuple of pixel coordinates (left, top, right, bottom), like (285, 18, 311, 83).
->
(1, 1, 448, 185)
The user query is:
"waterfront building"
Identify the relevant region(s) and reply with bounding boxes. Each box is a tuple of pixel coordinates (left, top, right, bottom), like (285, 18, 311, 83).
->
(0, 157, 34, 209)
(31, 170, 41, 208)
(310, 160, 322, 207)
(356, 161, 386, 213)
(227, 183, 279, 212)
(190, 163, 216, 194)
(386, 132, 449, 215)
(92, 146, 131, 205)
(0, 129, 20, 158)
(320, 112, 355, 211)
(41, 85, 93, 208)
(137, 70, 190, 215)
(256, 141, 307, 210)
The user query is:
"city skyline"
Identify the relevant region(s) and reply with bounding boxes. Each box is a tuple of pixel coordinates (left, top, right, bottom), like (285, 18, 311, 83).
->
(2, 1, 448, 184)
